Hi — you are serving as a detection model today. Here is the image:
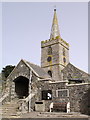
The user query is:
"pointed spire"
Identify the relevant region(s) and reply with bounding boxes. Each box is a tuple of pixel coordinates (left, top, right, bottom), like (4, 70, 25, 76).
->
(50, 8, 61, 40)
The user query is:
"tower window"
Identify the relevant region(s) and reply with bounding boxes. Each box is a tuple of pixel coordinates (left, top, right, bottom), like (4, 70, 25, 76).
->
(48, 46, 52, 55)
(63, 57, 66, 63)
(48, 70, 52, 77)
(63, 48, 65, 56)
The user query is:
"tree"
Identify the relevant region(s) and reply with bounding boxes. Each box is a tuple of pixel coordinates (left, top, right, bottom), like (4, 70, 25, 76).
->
(0, 73, 2, 93)
(1, 65, 15, 91)
(2, 65, 15, 78)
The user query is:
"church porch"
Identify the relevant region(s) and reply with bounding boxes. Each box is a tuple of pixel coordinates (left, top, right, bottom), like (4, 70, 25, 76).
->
(13, 76, 29, 99)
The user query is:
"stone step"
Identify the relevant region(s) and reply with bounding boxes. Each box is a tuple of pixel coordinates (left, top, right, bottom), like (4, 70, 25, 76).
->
(2, 106, 18, 108)
(1, 100, 20, 117)
(1, 107, 18, 110)
(2, 106, 18, 109)
(1, 108, 18, 111)
(2, 103, 18, 105)
(2, 110, 17, 112)
(2, 112, 18, 114)
(1, 106, 18, 108)
(1, 111, 21, 114)
(0, 110, 18, 112)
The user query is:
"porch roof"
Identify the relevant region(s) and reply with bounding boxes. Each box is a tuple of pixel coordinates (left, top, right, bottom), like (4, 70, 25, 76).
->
(23, 59, 51, 79)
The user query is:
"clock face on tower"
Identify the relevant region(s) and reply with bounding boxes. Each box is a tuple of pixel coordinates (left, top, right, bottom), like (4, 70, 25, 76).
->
(47, 56, 52, 62)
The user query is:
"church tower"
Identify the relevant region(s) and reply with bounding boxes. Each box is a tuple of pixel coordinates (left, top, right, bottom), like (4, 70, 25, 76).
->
(41, 9, 69, 81)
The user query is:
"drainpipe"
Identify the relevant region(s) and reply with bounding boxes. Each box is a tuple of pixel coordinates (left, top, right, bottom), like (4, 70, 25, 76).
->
(67, 102, 70, 113)
(29, 70, 32, 112)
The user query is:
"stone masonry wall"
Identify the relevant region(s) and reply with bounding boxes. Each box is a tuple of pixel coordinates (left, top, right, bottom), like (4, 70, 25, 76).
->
(6, 60, 30, 100)
(62, 63, 90, 83)
(67, 83, 90, 115)
(37, 80, 68, 111)
(41, 38, 69, 81)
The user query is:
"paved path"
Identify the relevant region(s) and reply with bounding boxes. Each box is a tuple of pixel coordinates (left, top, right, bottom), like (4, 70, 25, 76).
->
(1, 112, 89, 120)
(20, 112, 89, 118)
(1, 118, 89, 120)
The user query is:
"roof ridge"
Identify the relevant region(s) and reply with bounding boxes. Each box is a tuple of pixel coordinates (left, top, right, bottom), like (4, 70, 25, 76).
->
(22, 59, 51, 79)
(23, 59, 40, 67)
(21, 59, 40, 77)
(64, 62, 90, 75)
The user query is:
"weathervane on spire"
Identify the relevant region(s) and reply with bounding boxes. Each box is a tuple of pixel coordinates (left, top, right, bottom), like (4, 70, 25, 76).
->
(54, 5, 56, 11)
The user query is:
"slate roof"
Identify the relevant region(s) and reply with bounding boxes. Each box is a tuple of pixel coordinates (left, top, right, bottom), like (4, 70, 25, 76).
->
(62, 63, 89, 74)
(61, 63, 90, 82)
(23, 60, 51, 79)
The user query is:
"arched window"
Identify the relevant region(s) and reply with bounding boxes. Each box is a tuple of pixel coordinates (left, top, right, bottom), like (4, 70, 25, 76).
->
(63, 57, 66, 63)
(63, 48, 65, 56)
(48, 46, 52, 55)
(48, 70, 52, 77)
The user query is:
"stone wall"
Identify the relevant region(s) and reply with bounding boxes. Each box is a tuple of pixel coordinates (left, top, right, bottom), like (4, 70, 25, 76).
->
(4, 59, 90, 114)
(37, 80, 90, 114)
(67, 83, 90, 115)
(5, 60, 30, 100)
(37, 80, 69, 111)
(41, 38, 69, 81)
(5, 60, 39, 102)
(62, 63, 90, 83)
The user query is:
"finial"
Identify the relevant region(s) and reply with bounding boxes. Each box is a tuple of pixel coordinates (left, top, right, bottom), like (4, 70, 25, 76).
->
(54, 5, 56, 11)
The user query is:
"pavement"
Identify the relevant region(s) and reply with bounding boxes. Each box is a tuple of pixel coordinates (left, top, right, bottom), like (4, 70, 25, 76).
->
(1, 112, 90, 120)
(20, 112, 89, 118)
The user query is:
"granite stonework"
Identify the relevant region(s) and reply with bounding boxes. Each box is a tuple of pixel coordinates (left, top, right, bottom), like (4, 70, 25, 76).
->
(62, 63, 90, 83)
(5, 60, 30, 101)
(2, 59, 90, 115)
(1, 9, 90, 117)
(41, 38, 69, 81)
(36, 80, 90, 114)
(36, 80, 69, 112)
(67, 83, 90, 115)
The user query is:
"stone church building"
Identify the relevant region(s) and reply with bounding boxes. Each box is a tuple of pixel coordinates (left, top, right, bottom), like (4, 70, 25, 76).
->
(2, 9, 90, 116)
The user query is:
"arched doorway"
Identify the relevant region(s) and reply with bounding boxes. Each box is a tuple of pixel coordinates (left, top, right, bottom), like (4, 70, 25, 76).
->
(14, 76, 29, 99)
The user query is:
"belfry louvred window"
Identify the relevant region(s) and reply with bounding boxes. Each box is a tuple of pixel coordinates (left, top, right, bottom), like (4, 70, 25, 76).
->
(63, 48, 65, 56)
(48, 46, 52, 55)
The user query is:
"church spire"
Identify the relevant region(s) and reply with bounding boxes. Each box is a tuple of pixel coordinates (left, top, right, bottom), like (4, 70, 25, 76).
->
(50, 8, 61, 40)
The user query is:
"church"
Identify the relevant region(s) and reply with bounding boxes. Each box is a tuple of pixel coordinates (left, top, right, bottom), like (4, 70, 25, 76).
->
(1, 8, 90, 117)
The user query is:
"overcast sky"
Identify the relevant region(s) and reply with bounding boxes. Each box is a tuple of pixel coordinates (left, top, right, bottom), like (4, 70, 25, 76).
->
(1, 2, 88, 73)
